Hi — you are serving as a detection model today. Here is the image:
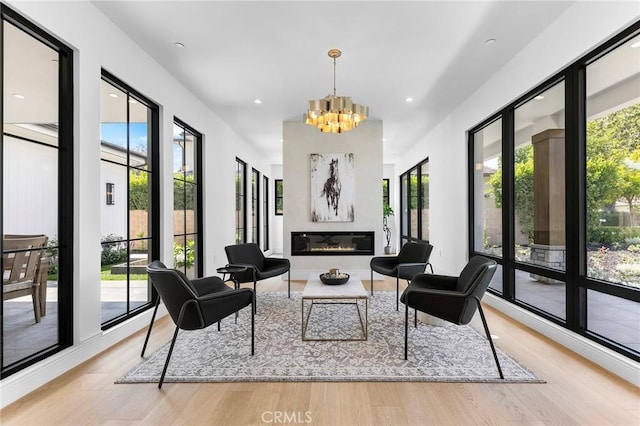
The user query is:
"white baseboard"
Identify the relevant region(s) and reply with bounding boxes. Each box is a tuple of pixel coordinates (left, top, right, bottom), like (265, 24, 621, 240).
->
(484, 294, 640, 387)
(0, 306, 167, 409)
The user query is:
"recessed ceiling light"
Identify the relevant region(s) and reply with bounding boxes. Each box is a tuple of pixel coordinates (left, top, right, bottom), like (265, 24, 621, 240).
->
(109, 93, 119, 98)
(631, 40, 640, 48)
(12, 93, 25, 99)
(254, 99, 262, 104)
(174, 42, 185, 48)
(485, 38, 496, 46)
(382, 138, 386, 142)
(405, 97, 414, 103)
(534, 95, 545, 100)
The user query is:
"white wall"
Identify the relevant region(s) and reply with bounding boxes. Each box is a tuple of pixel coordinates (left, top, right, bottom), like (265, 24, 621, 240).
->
(396, 1, 640, 276)
(283, 120, 383, 279)
(2, 0, 266, 407)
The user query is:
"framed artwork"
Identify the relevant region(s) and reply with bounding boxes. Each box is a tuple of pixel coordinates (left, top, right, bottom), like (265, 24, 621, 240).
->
(310, 153, 355, 222)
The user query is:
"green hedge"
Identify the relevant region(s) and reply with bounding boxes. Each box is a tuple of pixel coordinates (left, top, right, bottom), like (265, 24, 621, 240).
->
(588, 226, 640, 247)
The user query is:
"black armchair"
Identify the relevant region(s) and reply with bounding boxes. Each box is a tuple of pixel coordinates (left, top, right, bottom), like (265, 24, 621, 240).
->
(400, 255, 503, 379)
(370, 241, 433, 310)
(225, 243, 291, 311)
(142, 260, 254, 388)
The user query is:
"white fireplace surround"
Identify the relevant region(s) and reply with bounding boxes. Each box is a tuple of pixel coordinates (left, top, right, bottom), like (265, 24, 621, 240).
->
(283, 121, 383, 279)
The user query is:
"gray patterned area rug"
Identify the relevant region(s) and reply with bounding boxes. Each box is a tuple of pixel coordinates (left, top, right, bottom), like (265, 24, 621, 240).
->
(118, 291, 542, 384)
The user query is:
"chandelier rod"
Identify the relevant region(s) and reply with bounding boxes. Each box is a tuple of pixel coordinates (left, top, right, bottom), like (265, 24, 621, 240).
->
(328, 48, 341, 97)
(332, 55, 337, 96)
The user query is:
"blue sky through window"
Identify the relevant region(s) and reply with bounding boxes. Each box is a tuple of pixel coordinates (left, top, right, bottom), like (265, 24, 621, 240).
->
(100, 122, 148, 156)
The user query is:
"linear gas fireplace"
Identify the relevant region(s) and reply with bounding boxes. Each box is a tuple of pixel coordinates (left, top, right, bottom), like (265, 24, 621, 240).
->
(291, 231, 374, 256)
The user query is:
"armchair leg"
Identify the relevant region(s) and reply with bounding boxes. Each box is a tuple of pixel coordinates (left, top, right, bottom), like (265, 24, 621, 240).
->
(159, 325, 180, 389)
(370, 269, 374, 296)
(253, 278, 257, 314)
(396, 276, 400, 311)
(475, 297, 504, 379)
(141, 296, 161, 357)
(158, 300, 194, 388)
(427, 263, 434, 274)
(287, 270, 291, 299)
(404, 303, 409, 360)
(251, 301, 255, 355)
(414, 308, 417, 328)
(32, 285, 41, 324)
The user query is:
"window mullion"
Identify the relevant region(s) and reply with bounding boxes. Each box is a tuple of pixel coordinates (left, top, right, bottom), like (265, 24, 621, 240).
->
(565, 63, 587, 331)
(502, 109, 515, 300)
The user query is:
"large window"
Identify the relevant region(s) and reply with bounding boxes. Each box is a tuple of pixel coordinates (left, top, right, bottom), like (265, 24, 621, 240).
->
(383, 178, 390, 207)
(472, 119, 503, 258)
(99, 71, 159, 329)
(235, 158, 246, 244)
(251, 168, 259, 245)
(513, 82, 567, 319)
(1, 5, 74, 377)
(468, 22, 640, 361)
(263, 175, 269, 251)
(400, 158, 429, 245)
(584, 31, 640, 348)
(173, 118, 203, 279)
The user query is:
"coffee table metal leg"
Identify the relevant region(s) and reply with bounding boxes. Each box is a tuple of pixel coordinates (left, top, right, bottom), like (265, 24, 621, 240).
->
(354, 297, 368, 340)
(301, 298, 315, 341)
(302, 298, 368, 341)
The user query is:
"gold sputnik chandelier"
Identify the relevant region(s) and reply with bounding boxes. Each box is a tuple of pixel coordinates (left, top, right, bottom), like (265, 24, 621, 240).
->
(303, 49, 369, 133)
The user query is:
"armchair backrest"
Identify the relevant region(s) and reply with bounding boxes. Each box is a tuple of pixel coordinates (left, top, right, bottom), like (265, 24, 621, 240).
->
(225, 243, 265, 271)
(456, 256, 497, 324)
(3, 235, 48, 286)
(397, 241, 433, 264)
(146, 260, 203, 330)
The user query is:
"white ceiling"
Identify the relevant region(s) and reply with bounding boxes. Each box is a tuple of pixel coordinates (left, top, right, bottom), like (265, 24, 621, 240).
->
(89, 1, 583, 163)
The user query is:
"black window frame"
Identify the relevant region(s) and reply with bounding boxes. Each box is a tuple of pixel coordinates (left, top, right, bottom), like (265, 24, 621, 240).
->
(274, 179, 283, 216)
(467, 20, 640, 362)
(235, 158, 247, 244)
(172, 117, 204, 278)
(99, 69, 160, 330)
(251, 168, 260, 245)
(263, 175, 269, 251)
(1, 4, 74, 378)
(399, 158, 429, 246)
(383, 178, 390, 207)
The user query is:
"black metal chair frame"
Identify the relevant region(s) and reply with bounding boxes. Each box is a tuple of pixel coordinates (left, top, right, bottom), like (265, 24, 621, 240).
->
(370, 241, 433, 311)
(225, 243, 291, 313)
(401, 257, 503, 379)
(141, 265, 255, 388)
(404, 294, 503, 379)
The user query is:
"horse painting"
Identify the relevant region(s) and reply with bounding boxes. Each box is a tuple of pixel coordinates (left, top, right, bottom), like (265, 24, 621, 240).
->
(311, 153, 355, 222)
(321, 158, 341, 216)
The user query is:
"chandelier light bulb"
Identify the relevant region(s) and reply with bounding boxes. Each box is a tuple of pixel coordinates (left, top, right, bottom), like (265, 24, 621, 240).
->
(303, 49, 369, 134)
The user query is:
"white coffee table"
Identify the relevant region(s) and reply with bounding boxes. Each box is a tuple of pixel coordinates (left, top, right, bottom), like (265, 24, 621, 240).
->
(301, 274, 368, 341)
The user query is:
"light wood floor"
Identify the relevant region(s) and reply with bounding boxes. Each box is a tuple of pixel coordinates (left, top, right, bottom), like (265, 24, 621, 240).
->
(2, 277, 639, 425)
